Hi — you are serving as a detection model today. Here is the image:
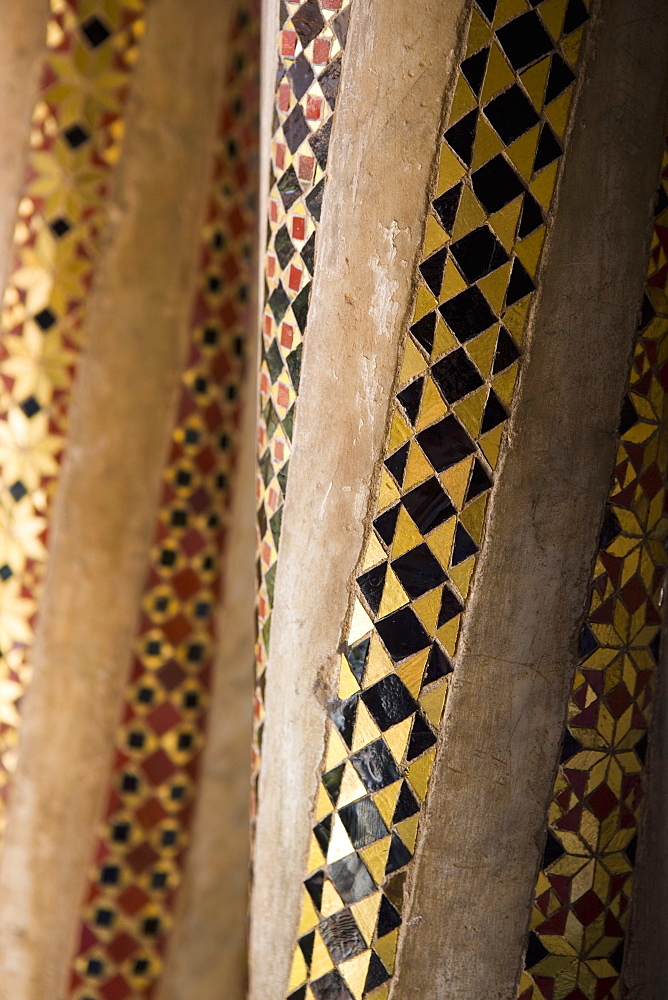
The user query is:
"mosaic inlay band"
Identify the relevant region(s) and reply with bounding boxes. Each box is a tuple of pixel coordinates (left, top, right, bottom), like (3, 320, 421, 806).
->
(518, 135, 668, 1000)
(0, 0, 147, 823)
(285, 1, 592, 997)
(254, 0, 353, 807)
(67, 8, 259, 998)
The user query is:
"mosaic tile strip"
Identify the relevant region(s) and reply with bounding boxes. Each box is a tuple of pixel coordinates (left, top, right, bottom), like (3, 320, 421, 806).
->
(284, 2, 592, 997)
(517, 137, 668, 1000)
(253, 0, 353, 806)
(0, 0, 147, 823)
(66, 9, 259, 999)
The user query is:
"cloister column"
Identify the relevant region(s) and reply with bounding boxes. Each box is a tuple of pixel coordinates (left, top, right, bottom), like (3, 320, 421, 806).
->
(249, 2, 668, 1000)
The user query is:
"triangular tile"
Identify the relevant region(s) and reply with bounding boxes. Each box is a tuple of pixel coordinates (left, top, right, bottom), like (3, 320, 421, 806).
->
(384, 716, 414, 765)
(377, 467, 400, 511)
(315, 782, 334, 822)
(435, 144, 466, 195)
(339, 656, 361, 700)
(349, 598, 374, 644)
(352, 699, 382, 752)
(426, 517, 457, 570)
(515, 226, 546, 277)
(530, 159, 559, 209)
(360, 835, 392, 885)
(391, 505, 424, 559)
(520, 55, 551, 111)
(395, 814, 420, 853)
(337, 760, 369, 806)
(415, 375, 448, 431)
(503, 297, 531, 345)
(373, 780, 402, 827)
(467, 325, 500, 379)
(431, 314, 460, 360)
(288, 947, 308, 992)
(364, 633, 394, 687)
(396, 649, 430, 698)
(449, 554, 476, 599)
(412, 586, 443, 637)
(439, 455, 475, 510)
(545, 86, 573, 139)
(466, 8, 493, 55)
(492, 361, 519, 407)
(479, 422, 505, 469)
(493, 0, 530, 28)
(340, 949, 372, 999)
(310, 928, 335, 974)
(452, 185, 487, 240)
(453, 384, 487, 438)
(374, 929, 399, 977)
(480, 40, 515, 104)
(538, 0, 567, 40)
(460, 492, 489, 544)
(325, 728, 349, 772)
(307, 833, 326, 873)
(351, 892, 383, 945)
(327, 813, 356, 863)
(423, 214, 448, 257)
(506, 124, 540, 181)
(406, 748, 436, 801)
(420, 679, 448, 728)
(377, 566, 409, 618)
(471, 115, 505, 170)
(299, 893, 320, 935)
(388, 407, 413, 452)
(413, 283, 438, 324)
(362, 531, 388, 572)
(489, 201, 522, 255)
(437, 614, 461, 655)
(399, 334, 429, 384)
(402, 439, 434, 491)
(449, 72, 478, 124)
(562, 24, 585, 66)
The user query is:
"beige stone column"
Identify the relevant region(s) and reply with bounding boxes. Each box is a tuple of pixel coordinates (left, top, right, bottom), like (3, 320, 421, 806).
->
(0, 0, 49, 297)
(249, 1, 469, 996)
(0, 2, 231, 997)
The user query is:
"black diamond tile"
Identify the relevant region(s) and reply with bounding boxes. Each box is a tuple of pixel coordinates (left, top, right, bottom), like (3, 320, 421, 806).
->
(424, 642, 452, 683)
(63, 123, 89, 149)
(481, 388, 508, 433)
(505, 257, 535, 306)
(311, 970, 353, 1000)
(517, 191, 544, 238)
(419, 246, 448, 297)
(327, 856, 376, 905)
(472, 154, 525, 214)
(361, 674, 416, 731)
(465, 458, 493, 502)
(302, 232, 316, 274)
(287, 342, 304, 388)
(406, 713, 437, 760)
(320, 54, 342, 109)
(385, 441, 409, 488)
(20, 395, 41, 418)
(431, 350, 484, 405)
(278, 165, 302, 209)
(461, 47, 490, 96)
(433, 183, 462, 234)
(374, 504, 400, 547)
(563, 0, 589, 33)
(391, 543, 446, 599)
(339, 797, 388, 849)
(35, 307, 56, 331)
(397, 376, 424, 426)
(274, 224, 295, 270)
(283, 104, 310, 153)
(265, 339, 284, 383)
(288, 52, 315, 101)
(357, 562, 387, 617)
(402, 476, 456, 532)
(496, 11, 553, 71)
(485, 84, 540, 145)
(439, 586, 463, 625)
(81, 15, 111, 47)
(444, 109, 478, 167)
(452, 522, 478, 564)
(320, 909, 367, 963)
(291, 0, 324, 47)
(451, 225, 509, 283)
(9, 480, 27, 502)
(350, 738, 402, 793)
(492, 326, 520, 374)
(439, 286, 496, 342)
(49, 216, 71, 238)
(375, 606, 431, 662)
(545, 53, 575, 103)
(534, 123, 562, 171)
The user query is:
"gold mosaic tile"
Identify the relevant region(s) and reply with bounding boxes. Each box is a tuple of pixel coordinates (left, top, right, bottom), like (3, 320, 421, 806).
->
(284, 1, 592, 997)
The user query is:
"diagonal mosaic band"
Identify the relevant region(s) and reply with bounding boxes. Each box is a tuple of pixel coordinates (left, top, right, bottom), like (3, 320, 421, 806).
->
(66, 8, 259, 998)
(0, 0, 147, 823)
(254, 0, 353, 804)
(518, 136, 668, 1000)
(284, 1, 593, 997)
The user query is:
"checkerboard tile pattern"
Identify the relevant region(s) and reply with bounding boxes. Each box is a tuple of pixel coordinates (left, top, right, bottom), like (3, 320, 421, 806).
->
(253, 0, 353, 810)
(0, 0, 147, 829)
(284, 2, 592, 998)
(517, 137, 668, 1000)
(66, 8, 259, 999)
